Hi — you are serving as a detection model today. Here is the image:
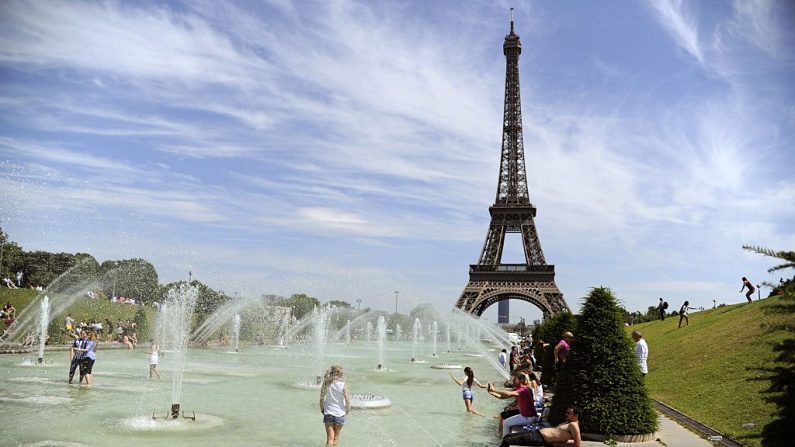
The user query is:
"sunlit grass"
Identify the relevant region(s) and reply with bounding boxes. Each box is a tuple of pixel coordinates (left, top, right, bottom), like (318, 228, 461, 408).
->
(629, 297, 791, 446)
(1, 288, 155, 342)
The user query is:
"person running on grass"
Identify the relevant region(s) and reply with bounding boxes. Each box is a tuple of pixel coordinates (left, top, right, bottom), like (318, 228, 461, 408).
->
(740, 277, 756, 303)
(450, 366, 487, 416)
(678, 301, 696, 328)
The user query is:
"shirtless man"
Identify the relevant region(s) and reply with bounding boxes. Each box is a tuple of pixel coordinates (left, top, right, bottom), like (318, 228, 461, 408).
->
(500, 406, 581, 447)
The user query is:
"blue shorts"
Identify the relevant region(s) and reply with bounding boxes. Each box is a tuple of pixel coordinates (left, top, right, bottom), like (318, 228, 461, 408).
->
(462, 389, 473, 401)
(323, 414, 346, 425)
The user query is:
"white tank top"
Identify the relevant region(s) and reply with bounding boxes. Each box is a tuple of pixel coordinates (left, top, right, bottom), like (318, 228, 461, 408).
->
(323, 381, 347, 417)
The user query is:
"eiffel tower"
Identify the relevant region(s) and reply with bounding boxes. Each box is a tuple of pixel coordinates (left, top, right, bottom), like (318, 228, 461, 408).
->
(455, 13, 570, 319)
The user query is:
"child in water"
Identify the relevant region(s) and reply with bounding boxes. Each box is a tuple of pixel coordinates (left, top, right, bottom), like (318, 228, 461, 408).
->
(450, 366, 487, 416)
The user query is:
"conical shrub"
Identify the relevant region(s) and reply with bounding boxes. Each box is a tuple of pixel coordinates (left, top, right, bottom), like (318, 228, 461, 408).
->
(531, 311, 577, 387)
(550, 287, 657, 435)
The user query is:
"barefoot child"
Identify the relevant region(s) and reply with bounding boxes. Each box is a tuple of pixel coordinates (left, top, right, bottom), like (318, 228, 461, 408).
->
(148, 340, 160, 379)
(450, 367, 487, 416)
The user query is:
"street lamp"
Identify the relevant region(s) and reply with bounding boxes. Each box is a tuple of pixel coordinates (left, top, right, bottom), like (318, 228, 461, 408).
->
(355, 298, 362, 310)
(394, 290, 399, 314)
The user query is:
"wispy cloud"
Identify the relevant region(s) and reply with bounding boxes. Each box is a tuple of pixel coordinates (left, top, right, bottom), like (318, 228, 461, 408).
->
(648, 0, 704, 64)
(1, 1, 793, 315)
(727, 0, 793, 61)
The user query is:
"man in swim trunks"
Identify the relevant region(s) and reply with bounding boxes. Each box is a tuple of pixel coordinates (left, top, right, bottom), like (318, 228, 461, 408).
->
(500, 405, 581, 447)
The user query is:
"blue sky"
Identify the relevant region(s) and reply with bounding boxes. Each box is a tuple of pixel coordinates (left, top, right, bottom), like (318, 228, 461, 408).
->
(1, 0, 793, 322)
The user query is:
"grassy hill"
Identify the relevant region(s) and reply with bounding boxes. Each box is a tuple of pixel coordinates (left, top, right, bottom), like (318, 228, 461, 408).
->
(0, 288, 156, 343)
(628, 296, 791, 446)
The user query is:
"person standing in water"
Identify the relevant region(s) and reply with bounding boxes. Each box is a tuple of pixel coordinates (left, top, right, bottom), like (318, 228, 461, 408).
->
(320, 365, 350, 446)
(148, 339, 161, 379)
(450, 366, 487, 416)
(73, 331, 97, 386)
(740, 277, 756, 303)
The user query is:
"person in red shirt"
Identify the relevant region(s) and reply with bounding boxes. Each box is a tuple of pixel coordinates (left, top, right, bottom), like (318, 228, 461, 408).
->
(487, 373, 538, 435)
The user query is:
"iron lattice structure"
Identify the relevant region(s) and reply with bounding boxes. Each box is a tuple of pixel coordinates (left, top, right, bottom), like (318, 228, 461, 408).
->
(455, 18, 570, 319)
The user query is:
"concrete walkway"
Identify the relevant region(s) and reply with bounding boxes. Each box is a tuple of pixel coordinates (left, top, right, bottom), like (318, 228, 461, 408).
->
(512, 413, 715, 446)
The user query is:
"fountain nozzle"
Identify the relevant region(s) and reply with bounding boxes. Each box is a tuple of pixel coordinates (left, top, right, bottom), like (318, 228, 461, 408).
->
(170, 403, 180, 419)
(37, 357, 43, 364)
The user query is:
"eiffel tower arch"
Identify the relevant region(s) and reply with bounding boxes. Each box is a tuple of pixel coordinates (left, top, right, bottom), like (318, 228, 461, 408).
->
(455, 12, 570, 320)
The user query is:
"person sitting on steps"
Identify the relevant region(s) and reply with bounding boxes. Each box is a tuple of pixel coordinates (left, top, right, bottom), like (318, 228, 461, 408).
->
(499, 405, 581, 447)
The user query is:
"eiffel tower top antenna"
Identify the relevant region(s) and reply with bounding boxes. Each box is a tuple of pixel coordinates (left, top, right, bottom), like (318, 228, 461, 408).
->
(510, 7, 514, 33)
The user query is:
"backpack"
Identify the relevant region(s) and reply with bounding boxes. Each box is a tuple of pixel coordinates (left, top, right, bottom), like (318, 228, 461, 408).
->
(663, 301, 669, 309)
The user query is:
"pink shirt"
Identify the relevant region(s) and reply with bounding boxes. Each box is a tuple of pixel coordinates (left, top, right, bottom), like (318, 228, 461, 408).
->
(557, 339, 571, 360)
(516, 385, 537, 417)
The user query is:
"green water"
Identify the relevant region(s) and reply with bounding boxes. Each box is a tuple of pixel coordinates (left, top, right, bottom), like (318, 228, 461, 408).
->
(1, 342, 507, 446)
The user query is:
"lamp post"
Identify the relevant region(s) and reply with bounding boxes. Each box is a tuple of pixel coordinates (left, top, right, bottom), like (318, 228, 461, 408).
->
(188, 270, 192, 284)
(394, 290, 399, 314)
(355, 298, 362, 310)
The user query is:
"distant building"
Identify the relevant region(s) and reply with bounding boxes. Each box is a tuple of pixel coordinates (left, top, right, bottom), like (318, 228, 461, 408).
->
(498, 300, 510, 324)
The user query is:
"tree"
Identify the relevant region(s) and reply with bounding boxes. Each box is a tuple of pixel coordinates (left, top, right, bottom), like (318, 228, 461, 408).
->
(744, 245, 795, 446)
(743, 245, 795, 275)
(0, 240, 23, 282)
(531, 311, 577, 386)
(0, 226, 8, 278)
(409, 303, 436, 322)
(279, 293, 320, 320)
(23, 251, 78, 287)
(389, 312, 412, 338)
(550, 287, 657, 435)
(133, 306, 152, 340)
(72, 253, 100, 285)
(327, 300, 351, 308)
(100, 258, 159, 304)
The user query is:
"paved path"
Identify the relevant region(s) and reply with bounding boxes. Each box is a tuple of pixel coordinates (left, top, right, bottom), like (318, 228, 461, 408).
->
(512, 413, 715, 446)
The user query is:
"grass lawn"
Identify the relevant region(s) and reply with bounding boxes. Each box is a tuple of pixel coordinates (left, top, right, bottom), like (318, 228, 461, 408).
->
(629, 296, 791, 446)
(0, 288, 156, 343)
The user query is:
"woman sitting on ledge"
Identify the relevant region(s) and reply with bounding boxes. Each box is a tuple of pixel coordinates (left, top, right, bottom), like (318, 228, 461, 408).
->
(500, 406, 581, 447)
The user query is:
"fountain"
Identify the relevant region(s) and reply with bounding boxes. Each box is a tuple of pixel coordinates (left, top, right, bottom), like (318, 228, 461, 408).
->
(36, 296, 50, 364)
(375, 314, 387, 371)
(271, 307, 291, 348)
(2, 300, 523, 445)
(431, 320, 438, 357)
(446, 323, 452, 353)
(345, 319, 351, 344)
(233, 314, 241, 352)
(157, 283, 198, 419)
(291, 305, 334, 389)
(395, 323, 402, 342)
(410, 318, 426, 363)
(365, 321, 372, 343)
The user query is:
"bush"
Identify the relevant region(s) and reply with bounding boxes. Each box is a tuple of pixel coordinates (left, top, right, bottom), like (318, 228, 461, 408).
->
(532, 311, 577, 386)
(550, 287, 657, 435)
